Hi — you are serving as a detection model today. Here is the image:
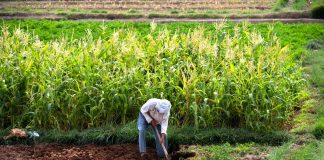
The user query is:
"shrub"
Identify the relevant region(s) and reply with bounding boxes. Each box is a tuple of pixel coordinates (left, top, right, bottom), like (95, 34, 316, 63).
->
(0, 126, 291, 146)
(312, 4, 324, 19)
(306, 39, 324, 50)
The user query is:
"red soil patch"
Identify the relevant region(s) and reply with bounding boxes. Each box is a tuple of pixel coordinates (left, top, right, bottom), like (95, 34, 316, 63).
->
(0, 143, 157, 160)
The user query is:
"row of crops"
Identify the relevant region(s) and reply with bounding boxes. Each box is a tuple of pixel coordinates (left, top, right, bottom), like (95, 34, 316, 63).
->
(2, 0, 275, 10)
(0, 22, 306, 131)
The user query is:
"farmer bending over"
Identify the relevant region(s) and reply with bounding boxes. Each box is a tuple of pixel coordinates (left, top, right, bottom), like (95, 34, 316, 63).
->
(138, 98, 171, 158)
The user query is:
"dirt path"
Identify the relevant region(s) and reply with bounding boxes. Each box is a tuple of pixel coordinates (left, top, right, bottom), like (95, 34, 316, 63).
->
(0, 13, 323, 23)
(0, 143, 157, 160)
(100, 18, 324, 23)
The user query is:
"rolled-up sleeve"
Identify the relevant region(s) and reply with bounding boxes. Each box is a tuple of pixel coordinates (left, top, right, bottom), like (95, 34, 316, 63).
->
(140, 100, 157, 123)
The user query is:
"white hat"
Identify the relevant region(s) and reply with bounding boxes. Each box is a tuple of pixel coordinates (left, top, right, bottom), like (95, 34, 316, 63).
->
(156, 99, 171, 113)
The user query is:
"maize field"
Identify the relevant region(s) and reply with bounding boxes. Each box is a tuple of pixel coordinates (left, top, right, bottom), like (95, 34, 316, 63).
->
(0, 22, 306, 131)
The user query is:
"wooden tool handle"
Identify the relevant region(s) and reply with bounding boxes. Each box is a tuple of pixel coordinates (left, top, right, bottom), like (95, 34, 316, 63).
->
(154, 127, 169, 160)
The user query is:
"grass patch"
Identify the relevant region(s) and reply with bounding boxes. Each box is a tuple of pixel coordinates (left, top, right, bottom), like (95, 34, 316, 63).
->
(268, 142, 293, 160)
(90, 10, 108, 14)
(273, 0, 289, 11)
(268, 134, 318, 160)
(70, 8, 81, 13)
(312, 0, 324, 7)
(305, 41, 324, 93)
(273, 0, 311, 11)
(269, 139, 324, 160)
(186, 10, 195, 14)
(314, 98, 324, 139)
(170, 10, 179, 14)
(291, 140, 324, 160)
(314, 118, 324, 139)
(127, 9, 137, 14)
(66, 13, 143, 20)
(290, 99, 317, 134)
(183, 142, 273, 160)
(292, 0, 308, 10)
(313, 98, 324, 139)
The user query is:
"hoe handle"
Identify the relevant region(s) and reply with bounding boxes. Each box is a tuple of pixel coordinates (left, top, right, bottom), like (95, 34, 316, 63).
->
(154, 127, 169, 160)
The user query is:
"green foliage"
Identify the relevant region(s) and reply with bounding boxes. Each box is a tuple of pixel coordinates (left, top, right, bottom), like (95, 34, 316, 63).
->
(313, 118, 324, 139)
(312, 4, 324, 19)
(306, 39, 324, 51)
(269, 140, 324, 160)
(268, 142, 292, 160)
(305, 44, 324, 92)
(127, 9, 137, 14)
(290, 99, 316, 134)
(272, 0, 309, 11)
(206, 143, 255, 160)
(186, 10, 195, 14)
(292, 0, 308, 10)
(267, 32, 324, 160)
(0, 22, 307, 131)
(291, 140, 324, 160)
(70, 8, 80, 13)
(147, 13, 221, 19)
(306, 48, 324, 143)
(170, 127, 290, 146)
(273, 0, 289, 11)
(318, 140, 324, 158)
(91, 10, 108, 14)
(311, 0, 324, 7)
(170, 10, 179, 14)
(0, 21, 323, 133)
(181, 142, 272, 160)
(2, 20, 323, 59)
(205, 143, 239, 160)
(0, 125, 290, 146)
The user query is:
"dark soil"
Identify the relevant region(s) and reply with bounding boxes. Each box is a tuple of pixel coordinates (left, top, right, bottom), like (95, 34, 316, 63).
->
(0, 143, 157, 160)
(0, 143, 196, 160)
(1, 11, 324, 23)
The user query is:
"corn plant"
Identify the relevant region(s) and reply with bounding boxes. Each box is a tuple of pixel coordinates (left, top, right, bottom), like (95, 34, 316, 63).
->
(0, 22, 306, 131)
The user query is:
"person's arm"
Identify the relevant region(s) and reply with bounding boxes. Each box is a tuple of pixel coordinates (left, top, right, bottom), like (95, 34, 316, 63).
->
(160, 114, 169, 144)
(140, 100, 157, 124)
(160, 112, 169, 134)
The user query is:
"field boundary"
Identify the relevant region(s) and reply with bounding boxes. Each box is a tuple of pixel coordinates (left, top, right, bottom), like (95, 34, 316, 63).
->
(0, 126, 291, 146)
(1, 17, 323, 24)
(1, 12, 324, 23)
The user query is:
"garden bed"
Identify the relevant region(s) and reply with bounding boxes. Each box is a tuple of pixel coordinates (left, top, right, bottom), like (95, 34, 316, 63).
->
(0, 143, 157, 160)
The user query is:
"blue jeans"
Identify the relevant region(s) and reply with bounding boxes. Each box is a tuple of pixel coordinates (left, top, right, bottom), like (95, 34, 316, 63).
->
(137, 113, 168, 157)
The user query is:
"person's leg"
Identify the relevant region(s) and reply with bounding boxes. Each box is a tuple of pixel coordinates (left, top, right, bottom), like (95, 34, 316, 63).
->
(137, 112, 148, 154)
(153, 124, 168, 158)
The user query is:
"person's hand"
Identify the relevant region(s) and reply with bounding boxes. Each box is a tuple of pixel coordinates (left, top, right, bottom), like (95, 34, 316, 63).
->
(160, 133, 166, 144)
(150, 119, 158, 127)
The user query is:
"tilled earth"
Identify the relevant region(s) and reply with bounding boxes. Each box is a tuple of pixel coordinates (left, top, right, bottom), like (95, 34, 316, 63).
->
(0, 143, 157, 160)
